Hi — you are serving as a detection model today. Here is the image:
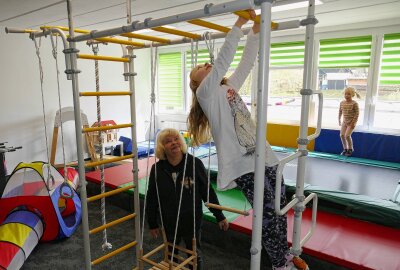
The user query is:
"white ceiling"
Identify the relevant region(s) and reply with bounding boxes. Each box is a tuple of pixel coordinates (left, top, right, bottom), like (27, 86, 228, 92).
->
(1, 0, 400, 41)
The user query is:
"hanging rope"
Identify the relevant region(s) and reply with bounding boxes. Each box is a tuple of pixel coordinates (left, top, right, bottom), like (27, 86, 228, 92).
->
(32, 36, 54, 188)
(190, 38, 199, 240)
(141, 44, 164, 248)
(192, 147, 196, 239)
(170, 152, 189, 265)
(91, 43, 112, 251)
(49, 33, 73, 199)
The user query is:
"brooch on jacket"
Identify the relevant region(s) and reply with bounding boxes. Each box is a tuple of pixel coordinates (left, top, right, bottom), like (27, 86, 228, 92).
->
(182, 177, 194, 189)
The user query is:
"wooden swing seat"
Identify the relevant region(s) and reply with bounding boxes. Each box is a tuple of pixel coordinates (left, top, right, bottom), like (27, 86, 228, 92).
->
(141, 241, 196, 270)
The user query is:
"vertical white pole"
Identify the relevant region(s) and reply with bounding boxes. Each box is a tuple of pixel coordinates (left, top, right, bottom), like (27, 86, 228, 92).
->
(364, 34, 383, 130)
(125, 1, 143, 268)
(66, 1, 92, 269)
(250, 1, 273, 269)
(292, 0, 316, 255)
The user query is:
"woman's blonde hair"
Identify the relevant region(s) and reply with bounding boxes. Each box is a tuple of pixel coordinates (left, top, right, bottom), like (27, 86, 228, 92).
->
(345, 87, 361, 99)
(187, 68, 211, 146)
(155, 128, 187, 160)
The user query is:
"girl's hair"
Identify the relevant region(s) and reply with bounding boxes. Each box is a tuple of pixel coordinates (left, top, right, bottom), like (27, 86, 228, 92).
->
(187, 65, 227, 146)
(155, 128, 187, 160)
(187, 94, 211, 146)
(345, 87, 361, 99)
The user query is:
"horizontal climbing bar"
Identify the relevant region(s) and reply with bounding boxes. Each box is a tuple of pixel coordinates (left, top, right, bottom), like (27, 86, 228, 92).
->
(85, 154, 134, 168)
(83, 123, 133, 133)
(187, 19, 230, 33)
(120, 32, 170, 44)
(87, 184, 135, 203)
(94, 37, 145, 47)
(79, 91, 132, 96)
(91, 241, 137, 266)
(72, 0, 254, 42)
(205, 203, 249, 216)
(151, 26, 201, 39)
(77, 54, 129, 62)
(90, 213, 136, 234)
(234, 11, 278, 29)
(41, 26, 145, 47)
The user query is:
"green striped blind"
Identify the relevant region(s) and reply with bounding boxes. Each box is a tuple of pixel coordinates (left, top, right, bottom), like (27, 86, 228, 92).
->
(319, 36, 372, 68)
(186, 49, 212, 69)
(270, 41, 305, 67)
(158, 52, 183, 111)
(185, 47, 244, 70)
(380, 33, 400, 85)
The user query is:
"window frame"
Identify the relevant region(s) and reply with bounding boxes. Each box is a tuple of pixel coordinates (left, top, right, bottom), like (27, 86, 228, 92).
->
(155, 28, 400, 135)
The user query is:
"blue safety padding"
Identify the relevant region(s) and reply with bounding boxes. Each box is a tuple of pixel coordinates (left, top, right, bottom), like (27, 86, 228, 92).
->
(314, 129, 400, 163)
(116, 137, 155, 158)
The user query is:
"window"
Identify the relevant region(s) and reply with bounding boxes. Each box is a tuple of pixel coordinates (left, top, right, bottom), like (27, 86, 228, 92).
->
(227, 46, 253, 109)
(185, 46, 254, 109)
(268, 41, 305, 123)
(375, 33, 400, 130)
(158, 52, 184, 113)
(318, 35, 372, 128)
(185, 49, 213, 112)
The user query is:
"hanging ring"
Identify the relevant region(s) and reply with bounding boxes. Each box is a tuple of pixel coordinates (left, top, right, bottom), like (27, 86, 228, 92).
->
(59, 181, 74, 199)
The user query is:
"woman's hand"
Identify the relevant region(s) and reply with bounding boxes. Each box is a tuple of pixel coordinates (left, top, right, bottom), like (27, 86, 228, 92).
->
(218, 219, 229, 231)
(150, 228, 160, 239)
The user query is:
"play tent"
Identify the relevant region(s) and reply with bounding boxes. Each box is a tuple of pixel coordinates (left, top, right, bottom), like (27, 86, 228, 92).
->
(0, 162, 81, 269)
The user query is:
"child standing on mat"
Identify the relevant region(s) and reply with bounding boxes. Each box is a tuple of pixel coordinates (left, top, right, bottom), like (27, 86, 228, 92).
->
(187, 10, 308, 270)
(339, 86, 361, 156)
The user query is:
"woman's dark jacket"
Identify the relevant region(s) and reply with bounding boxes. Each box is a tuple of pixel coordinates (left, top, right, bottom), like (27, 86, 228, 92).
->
(146, 153, 225, 236)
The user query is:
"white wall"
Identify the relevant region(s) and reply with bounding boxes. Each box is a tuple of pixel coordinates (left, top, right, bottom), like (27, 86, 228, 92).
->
(0, 30, 151, 171)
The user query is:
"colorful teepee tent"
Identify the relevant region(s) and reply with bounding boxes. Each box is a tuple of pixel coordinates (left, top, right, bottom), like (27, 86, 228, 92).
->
(0, 162, 81, 269)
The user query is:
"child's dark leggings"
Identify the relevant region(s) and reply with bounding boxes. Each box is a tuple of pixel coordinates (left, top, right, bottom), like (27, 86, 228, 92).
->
(235, 165, 289, 268)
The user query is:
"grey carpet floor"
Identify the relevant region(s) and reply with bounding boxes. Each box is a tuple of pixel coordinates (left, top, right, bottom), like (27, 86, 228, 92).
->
(20, 190, 349, 270)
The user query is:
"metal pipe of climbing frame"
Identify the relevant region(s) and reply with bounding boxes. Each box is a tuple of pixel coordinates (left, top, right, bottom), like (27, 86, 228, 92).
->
(292, 0, 317, 256)
(128, 50, 142, 269)
(251, 1, 273, 269)
(7, 27, 73, 80)
(126, 0, 143, 267)
(65, 1, 92, 269)
(71, 0, 255, 42)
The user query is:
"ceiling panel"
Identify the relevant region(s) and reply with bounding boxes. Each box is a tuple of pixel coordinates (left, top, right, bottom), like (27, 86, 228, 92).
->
(1, 0, 399, 40)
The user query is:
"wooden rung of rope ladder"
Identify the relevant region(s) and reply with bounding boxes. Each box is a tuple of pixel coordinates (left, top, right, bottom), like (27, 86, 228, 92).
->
(141, 242, 196, 270)
(77, 54, 129, 62)
(80, 91, 132, 96)
(87, 184, 135, 203)
(85, 154, 134, 168)
(234, 10, 279, 29)
(90, 213, 136, 234)
(83, 123, 132, 133)
(151, 27, 201, 39)
(91, 241, 138, 266)
(205, 203, 249, 216)
(187, 19, 230, 33)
